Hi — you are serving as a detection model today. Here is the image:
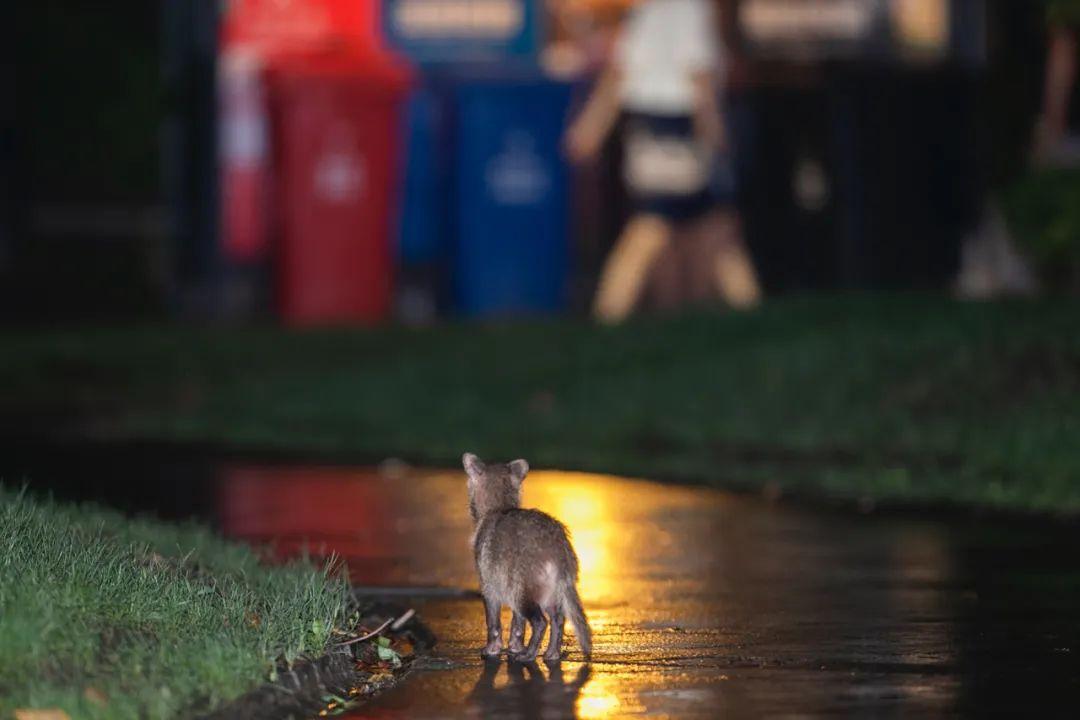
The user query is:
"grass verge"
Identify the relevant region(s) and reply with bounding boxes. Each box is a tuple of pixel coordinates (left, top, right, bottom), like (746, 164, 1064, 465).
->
(0, 487, 350, 719)
(2, 294, 1079, 513)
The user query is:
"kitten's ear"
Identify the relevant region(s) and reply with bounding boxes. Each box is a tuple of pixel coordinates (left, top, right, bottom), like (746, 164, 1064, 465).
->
(508, 459, 529, 486)
(462, 452, 483, 479)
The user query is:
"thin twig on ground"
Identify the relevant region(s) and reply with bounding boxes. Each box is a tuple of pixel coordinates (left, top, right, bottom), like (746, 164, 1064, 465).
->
(336, 617, 395, 647)
(390, 609, 415, 630)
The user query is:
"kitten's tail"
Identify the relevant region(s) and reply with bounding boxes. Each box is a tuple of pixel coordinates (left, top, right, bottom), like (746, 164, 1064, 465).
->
(561, 581, 592, 657)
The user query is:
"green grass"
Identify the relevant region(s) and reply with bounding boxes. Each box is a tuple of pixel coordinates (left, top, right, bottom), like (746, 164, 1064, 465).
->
(2, 294, 1079, 512)
(0, 487, 350, 719)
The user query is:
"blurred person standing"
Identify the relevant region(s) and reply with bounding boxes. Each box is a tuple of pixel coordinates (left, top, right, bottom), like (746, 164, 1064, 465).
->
(565, 0, 760, 323)
(1036, 0, 1080, 161)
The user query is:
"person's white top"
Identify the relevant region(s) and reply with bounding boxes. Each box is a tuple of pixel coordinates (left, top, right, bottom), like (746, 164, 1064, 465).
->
(615, 0, 720, 116)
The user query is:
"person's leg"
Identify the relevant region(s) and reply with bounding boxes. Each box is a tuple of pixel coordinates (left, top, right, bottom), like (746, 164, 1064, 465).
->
(711, 210, 762, 309)
(592, 213, 672, 323)
(1039, 25, 1078, 155)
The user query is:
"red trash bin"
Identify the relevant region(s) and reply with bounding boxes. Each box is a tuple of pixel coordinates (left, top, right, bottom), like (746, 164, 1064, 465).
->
(268, 52, 408, 325)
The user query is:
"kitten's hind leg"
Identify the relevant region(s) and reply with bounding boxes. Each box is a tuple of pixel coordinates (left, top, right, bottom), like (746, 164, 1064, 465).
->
(480, 595, 503, 658)
(509, 611, 526, 654)
(510, 603, 547, 663)
(542, 605, 565, 663)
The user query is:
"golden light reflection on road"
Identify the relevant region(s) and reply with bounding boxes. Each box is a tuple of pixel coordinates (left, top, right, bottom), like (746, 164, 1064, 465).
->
(575, 669, 644, 720)
(576, 691, 620, 720)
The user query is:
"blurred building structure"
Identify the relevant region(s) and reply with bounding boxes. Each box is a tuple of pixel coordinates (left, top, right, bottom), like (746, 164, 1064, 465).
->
(4, 2, 166, 322)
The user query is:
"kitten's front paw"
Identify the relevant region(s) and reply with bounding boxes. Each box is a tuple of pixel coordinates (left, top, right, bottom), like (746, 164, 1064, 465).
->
(542, 648, 564, 664)
(509, 649, 538, 663)
(479, 642, 503, 659)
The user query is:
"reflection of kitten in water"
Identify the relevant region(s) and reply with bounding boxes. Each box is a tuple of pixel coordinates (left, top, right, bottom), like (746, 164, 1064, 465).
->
(467, 659, 591, 719)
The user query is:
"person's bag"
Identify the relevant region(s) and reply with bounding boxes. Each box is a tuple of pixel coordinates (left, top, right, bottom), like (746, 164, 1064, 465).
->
(624, 122, 712, 197)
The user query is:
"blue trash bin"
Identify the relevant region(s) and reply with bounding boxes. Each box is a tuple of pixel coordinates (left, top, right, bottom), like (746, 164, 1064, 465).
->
(398, 87, 447, 267)
(395, 84, 454, 323)
(449, 68, 574, 317)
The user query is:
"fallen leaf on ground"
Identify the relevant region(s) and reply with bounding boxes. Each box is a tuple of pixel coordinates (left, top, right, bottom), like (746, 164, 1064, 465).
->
(367, 671, 396, 683)
(15, 710, 71, 720)
(376, 644, 402, 667)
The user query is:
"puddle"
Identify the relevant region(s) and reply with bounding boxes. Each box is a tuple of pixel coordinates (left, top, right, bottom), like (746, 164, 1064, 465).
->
(5, 445, 1080, 716)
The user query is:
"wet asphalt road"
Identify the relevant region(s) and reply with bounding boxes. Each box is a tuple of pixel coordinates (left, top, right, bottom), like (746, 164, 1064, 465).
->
(214, 466, 1080, 718)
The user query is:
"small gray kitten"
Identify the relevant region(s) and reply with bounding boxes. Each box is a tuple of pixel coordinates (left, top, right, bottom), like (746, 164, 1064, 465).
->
(463, 452, 592, 662)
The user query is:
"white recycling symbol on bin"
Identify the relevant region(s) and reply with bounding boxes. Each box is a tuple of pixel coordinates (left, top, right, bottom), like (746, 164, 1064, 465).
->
(485, 130, 549, 206)
(313, 123, 366, 204)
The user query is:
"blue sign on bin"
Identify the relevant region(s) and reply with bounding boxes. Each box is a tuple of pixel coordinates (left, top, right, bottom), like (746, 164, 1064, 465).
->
(452, 73, 573, 316)
(382, 0, 541, 64)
